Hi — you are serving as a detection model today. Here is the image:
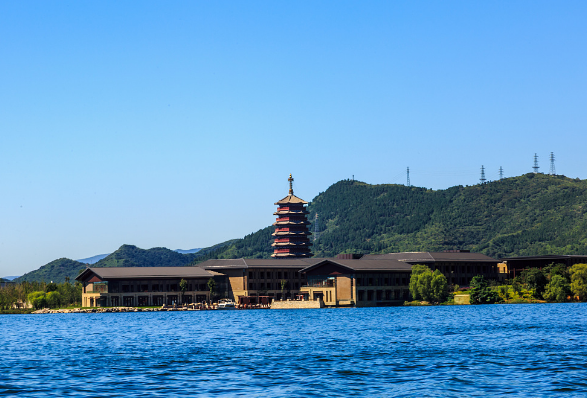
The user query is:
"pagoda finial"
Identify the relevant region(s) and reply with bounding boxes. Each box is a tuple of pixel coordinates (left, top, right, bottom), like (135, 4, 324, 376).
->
(288, 174, 294, 195)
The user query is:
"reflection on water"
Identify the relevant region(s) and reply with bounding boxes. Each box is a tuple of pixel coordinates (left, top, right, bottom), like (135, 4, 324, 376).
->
(1, 304, 586, 397)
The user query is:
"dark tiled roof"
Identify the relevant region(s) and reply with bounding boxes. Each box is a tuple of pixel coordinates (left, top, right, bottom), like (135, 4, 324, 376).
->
(362, 252, 497, 263)
(500, 255, 587, 261)
(300, 259, 413, 273)
(198, 258, 323, 270)
(76, 266, 216, 281)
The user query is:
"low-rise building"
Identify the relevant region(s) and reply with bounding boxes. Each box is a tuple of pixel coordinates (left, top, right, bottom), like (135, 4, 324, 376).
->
(76, 267, 225, 307)
(299, 258, 413, 307)
(499, 255, 587, 279)
(197, 258, 322, 304)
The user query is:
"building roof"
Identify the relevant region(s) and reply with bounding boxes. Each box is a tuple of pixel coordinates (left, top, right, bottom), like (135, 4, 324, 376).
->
(362, 252, 497, 263)
(274, 194, 308, 205)
(198, 258, 323, 270)
(76, 266, 218, 281)
(300, 258, 413, 273)
(500, 254, 587, 261)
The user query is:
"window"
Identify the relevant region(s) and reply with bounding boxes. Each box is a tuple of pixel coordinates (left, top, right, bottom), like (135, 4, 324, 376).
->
(384, 278, 389, 286)
(277, 272, 282, 279)
(376, 290, 382, 301)
(249, 272, 254, 279)
(367, 291, 374, 301)
(385, 290, 391, 300)
(260, 272, 265, 279)
(358, 290, 365, 301)
(249, 283, 255, 290)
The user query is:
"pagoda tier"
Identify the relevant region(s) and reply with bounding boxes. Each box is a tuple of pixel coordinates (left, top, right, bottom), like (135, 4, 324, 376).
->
(271, 174, 313, 258)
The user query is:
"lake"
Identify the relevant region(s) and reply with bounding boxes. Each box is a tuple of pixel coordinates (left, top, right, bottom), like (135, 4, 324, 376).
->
(1, 304, 586, 397)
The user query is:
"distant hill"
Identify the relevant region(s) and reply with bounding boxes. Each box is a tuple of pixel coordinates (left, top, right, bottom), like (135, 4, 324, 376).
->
(15, 258, 88, 284)
(1, 276, 20, 281)
(15, 242, 234, 283)
(77, 254, 110, 264)
(193, 173, 587, 262)
(93, 245, 200, 268)
(174, 248, 201, 254)
(76, 248, 201, 264)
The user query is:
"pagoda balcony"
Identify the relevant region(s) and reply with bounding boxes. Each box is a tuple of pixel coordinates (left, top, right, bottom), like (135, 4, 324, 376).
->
(273, 238, 311, 243)
(272, 231, 312, 236)
(272, 242, 312, 247)
(275, 207, 309, 213)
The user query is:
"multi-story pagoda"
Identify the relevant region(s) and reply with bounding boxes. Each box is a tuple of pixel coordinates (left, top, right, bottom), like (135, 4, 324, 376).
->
(271, 174, 313, 258)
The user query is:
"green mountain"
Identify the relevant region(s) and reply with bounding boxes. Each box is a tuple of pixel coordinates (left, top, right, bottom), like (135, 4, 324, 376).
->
(194, 173, 587, 262)
(15, 258, 87, 284)
(15, 241, 236, 283)
(94, 245, 200, 268)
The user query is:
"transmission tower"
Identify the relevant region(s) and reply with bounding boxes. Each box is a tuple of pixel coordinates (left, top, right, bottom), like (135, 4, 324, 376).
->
(406, 167, 411, 187)
(499, 166, 504, 180)
(533, 153, 540, 173)
(480, 165, 486, 183)
(549, 152, 556, 175)
(313, 213, 320, 243)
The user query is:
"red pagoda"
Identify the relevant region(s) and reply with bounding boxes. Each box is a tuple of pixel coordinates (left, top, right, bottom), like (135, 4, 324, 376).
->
(271, 174, 313, 258)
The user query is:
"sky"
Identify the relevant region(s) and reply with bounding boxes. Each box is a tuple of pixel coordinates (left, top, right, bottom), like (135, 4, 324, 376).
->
(1, 1, 586, 277)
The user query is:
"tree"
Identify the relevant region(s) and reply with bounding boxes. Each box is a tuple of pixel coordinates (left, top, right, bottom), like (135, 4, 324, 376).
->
(28, 291, 47, 310)
(409, 265, 448, 303)
(470, 275, 501, 304)
(207, 278, 216, 301)
(521, 268, 547, 298)
(179, 279, 188, 305)
(570, 264, 587, 301)
(430, 270, 449, 303)
(543, 275, 570, 303)
(511, 276, 523, 296)
(544, 263, 569, 281)
(409, 264, 431, 301)
(280, 280, 288, 300)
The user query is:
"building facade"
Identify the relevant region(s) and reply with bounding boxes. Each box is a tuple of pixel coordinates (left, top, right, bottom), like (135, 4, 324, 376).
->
(197, 258, 322, 304)
(76, 267, 225, 307)
(299, 258, 413, 307)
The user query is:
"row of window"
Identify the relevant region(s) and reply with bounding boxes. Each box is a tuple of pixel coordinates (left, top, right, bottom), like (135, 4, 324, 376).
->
(248, 271, 305, 281)
(356, 277, 408, 287)
(357, 290, 409, 301)
(104, 283, 209, 294)
(248, 282, 300, 291)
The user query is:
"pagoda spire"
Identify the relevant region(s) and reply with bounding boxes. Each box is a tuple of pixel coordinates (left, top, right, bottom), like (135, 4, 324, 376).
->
(271, 175, 313, 258)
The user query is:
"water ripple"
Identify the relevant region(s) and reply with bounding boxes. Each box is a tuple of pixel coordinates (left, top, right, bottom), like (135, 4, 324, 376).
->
(1, 304, 587, 396)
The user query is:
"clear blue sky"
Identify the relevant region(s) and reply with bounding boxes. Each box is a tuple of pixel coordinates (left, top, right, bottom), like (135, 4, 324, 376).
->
(1, 1, 586, 277)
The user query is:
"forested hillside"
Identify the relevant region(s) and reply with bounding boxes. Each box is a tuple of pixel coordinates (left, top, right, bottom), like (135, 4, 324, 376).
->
(18, 173, 587, 282)
(15, 258, 87, 284)
(193, 173, 587, 262)
(16, 241, 236, 283)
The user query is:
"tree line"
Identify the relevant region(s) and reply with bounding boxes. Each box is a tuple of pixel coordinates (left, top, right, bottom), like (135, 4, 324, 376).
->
(0, 278, 82, 311)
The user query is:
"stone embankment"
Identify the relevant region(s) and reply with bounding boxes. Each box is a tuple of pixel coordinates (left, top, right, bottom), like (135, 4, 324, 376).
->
(271, 299, 324, 309)
(33, 305, 216, 314)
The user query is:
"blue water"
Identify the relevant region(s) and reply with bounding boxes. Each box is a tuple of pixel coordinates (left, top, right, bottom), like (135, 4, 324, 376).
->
(1, 304, 587, 397)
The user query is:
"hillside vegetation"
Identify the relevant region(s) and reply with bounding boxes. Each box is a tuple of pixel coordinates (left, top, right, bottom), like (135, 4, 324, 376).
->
(16, 241, 235, 283)
(193, 173, 587, 262)
(17, 173, 587, 282)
